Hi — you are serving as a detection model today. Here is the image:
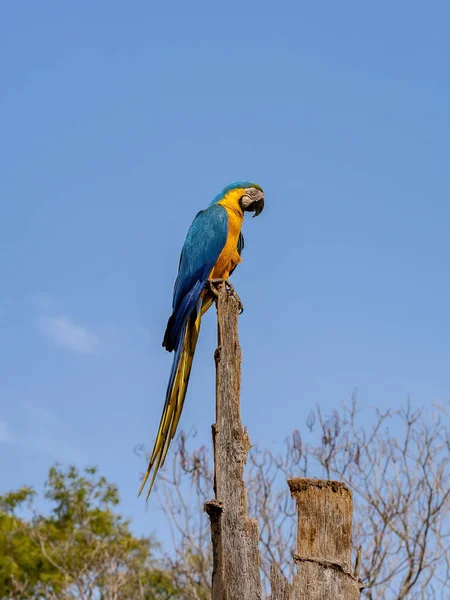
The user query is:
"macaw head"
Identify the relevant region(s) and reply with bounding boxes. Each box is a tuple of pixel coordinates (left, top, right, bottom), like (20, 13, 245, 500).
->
(239, 182, 265, 217)
(211, 181, 265, 217)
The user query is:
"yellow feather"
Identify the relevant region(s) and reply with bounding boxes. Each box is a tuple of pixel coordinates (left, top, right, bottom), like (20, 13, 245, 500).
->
(138, 298, 208, 499)
(211, 196, 244, 280)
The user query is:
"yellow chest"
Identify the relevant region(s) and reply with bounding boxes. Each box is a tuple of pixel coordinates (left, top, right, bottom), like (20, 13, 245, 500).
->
(210, 193, 244, 280)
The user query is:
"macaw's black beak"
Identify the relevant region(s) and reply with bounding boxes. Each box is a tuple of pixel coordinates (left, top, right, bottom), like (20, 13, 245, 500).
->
(245, 197, 264, 217)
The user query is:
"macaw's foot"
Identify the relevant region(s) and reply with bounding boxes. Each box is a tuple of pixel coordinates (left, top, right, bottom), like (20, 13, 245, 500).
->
(207, 279, 244, 314)
(224, 281, 244, 314)
(206, 278, 223, 299)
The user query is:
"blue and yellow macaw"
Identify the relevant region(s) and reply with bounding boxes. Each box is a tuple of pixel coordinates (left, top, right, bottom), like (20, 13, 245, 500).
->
(139, 181, 264, 499)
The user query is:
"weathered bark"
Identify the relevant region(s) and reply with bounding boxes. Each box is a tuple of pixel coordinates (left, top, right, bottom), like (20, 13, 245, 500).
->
(270, 563, 293, 600)
(270, 479, 363, 599)
(205, 283, 262, 600)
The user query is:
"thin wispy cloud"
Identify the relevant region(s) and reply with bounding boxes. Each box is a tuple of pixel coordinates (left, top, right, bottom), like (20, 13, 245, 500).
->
(39, 315, 99, 354)
(0, 420, 14, 444)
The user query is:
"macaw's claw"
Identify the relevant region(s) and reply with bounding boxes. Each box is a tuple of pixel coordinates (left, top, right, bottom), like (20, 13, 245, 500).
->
(206, 278, 223, 298)
(224, 281, 244, 314)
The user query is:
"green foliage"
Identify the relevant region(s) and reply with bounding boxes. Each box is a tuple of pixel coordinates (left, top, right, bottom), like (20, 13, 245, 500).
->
(0, 465, 181, 599)
(0, 485, 60, 598)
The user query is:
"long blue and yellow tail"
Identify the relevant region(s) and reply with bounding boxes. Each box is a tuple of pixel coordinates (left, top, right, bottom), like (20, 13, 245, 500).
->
(139, 295, 213, 499)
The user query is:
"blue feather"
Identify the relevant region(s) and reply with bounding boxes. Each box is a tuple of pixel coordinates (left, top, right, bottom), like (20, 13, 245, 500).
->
(209, 181, 260, 205)
(163, 203, 228, 352)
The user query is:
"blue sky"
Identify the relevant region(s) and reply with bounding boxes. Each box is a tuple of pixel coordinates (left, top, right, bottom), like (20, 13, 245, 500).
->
(1, 1, 450, 542)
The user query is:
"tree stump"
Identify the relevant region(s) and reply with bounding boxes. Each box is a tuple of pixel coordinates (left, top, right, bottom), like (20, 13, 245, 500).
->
(270, 479, 363, 599)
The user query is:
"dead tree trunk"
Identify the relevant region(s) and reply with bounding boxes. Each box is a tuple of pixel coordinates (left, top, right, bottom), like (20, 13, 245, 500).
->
(270, 479, 363, 599)
(205, 283, 262, 600)
(205, 283, 363, 599)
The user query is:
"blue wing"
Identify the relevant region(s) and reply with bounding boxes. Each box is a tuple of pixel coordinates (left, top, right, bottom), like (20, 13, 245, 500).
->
(163, 203, 228, 352)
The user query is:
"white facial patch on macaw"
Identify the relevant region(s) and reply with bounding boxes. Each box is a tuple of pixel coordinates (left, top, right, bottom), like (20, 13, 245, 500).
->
(241, 187, 265, 216)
